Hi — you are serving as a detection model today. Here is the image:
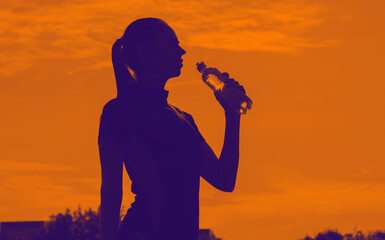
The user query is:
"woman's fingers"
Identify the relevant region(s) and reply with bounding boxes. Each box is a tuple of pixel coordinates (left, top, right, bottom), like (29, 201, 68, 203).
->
(221, 72, 229, 81)
(239, 85, 246, 94)
(221, 73, 245, 93)
(224, 79, 246, 94)
(225, 79, 239, 87)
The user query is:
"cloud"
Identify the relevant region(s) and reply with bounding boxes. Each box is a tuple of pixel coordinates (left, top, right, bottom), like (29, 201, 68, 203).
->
(0, 160, 96, 220)
(188, 30, 337, 52)
(200, 181, 385, 240)
(0, 159, 134, 221)
(0, 160, 79, 174)
(172, 1, 336, 52)
(352, 158, 384, 179)
(0, 174, 100, 221)
(203, 181, 385, 216)
(0, 0, 336, 75)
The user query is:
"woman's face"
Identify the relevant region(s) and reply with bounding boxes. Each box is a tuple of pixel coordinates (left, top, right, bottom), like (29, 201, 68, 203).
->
(142, 26, 186, 80)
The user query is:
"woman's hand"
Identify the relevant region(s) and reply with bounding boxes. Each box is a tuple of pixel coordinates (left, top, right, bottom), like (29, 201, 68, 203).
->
(214, 72, 246, 116)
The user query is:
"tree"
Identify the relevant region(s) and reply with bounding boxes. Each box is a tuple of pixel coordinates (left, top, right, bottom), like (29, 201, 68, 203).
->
(300, 229, 385, 240)
(35, 206, 100, 240)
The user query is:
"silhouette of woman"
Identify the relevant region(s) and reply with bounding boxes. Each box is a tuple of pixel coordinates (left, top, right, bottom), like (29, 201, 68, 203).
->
(98, 18, 243, 240)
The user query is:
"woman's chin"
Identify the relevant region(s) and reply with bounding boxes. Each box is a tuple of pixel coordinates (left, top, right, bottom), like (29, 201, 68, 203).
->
(169, 74, 181, 79)
(169, 68, 182, 78)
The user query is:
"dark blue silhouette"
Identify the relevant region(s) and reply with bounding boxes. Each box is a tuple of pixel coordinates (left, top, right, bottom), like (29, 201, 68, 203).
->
(98, 18, 242, 240)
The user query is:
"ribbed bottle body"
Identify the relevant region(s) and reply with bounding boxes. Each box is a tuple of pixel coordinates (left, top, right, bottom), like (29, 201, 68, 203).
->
(197, 62, 252, 114)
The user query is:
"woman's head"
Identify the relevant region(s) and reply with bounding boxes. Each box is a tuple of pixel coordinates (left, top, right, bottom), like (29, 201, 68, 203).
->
(121, 18, 186, 85)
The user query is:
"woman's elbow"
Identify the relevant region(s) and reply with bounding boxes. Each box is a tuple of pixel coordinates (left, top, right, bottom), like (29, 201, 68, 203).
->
(214, 177, 236, 192)
(217, 173, 237, 192)
(220, 183, 235, 193)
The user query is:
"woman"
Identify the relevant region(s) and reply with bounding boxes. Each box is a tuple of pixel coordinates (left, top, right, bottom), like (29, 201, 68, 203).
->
(98, 18, 243, 240)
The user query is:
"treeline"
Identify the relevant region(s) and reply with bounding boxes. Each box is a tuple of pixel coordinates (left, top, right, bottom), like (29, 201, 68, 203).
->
(30, 207, 385, 240)
(35, 207, 101, 240)
(300, 229, 385, 240)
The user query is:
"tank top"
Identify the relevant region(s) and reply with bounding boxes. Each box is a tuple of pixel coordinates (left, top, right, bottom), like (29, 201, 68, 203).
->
(98, 85, 206, 240)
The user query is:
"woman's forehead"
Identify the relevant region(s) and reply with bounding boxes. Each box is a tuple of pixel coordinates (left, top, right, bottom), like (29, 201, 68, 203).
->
(163, 27, 178, 40)
(145, 24, 178, 46)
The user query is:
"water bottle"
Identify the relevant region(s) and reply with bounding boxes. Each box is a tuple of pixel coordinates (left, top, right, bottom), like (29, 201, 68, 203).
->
(196, 61, 253, 114)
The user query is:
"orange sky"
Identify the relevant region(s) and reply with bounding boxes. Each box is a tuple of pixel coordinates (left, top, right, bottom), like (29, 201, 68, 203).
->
(1, 0, 385, 239)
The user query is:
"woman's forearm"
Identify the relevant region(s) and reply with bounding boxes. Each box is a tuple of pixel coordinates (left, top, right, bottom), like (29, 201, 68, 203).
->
(100, 186, 122, 240)
(217, 111, 241, 192)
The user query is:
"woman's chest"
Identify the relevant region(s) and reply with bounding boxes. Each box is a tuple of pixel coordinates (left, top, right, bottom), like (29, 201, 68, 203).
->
(134, 109, 202, 173)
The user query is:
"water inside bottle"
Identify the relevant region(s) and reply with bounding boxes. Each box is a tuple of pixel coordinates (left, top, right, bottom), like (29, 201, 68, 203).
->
(206, 74, 225, 91)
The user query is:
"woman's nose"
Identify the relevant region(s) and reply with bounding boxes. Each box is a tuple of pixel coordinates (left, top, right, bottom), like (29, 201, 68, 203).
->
(179, 46, 186, 56)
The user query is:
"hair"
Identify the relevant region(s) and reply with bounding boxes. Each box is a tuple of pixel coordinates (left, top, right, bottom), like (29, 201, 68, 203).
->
(121, 18, 170, 73)
(101, 18, 171, 144)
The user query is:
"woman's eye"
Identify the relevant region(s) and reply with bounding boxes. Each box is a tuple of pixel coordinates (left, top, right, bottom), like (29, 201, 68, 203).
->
(168, 40, 180, 47)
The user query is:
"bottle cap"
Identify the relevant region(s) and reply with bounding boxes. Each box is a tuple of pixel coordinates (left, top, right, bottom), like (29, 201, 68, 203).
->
(196, 62, 206, 73)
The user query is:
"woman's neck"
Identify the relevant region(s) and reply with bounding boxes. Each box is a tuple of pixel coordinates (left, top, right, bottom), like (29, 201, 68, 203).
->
(136, 72, 168, 90)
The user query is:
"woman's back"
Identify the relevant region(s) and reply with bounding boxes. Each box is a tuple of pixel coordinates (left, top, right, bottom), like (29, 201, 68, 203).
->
(99, 85, 205, 240)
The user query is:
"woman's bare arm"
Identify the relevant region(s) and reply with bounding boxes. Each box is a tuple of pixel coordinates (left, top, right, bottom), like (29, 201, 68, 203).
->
(200, 76, 243, 192)
(99, 136, 124, 240)
(200, 112, 240, 192)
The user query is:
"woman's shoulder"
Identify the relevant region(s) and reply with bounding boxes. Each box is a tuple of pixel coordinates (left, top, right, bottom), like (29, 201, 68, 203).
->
(98, 98, 138, 144)
(101, 98, 121, 115)
(101, 98, 136, 118)
(103, 99, 142, 127)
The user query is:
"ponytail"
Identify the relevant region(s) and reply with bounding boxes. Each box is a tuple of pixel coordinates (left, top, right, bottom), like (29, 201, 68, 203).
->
(112, 38, 137, 99)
